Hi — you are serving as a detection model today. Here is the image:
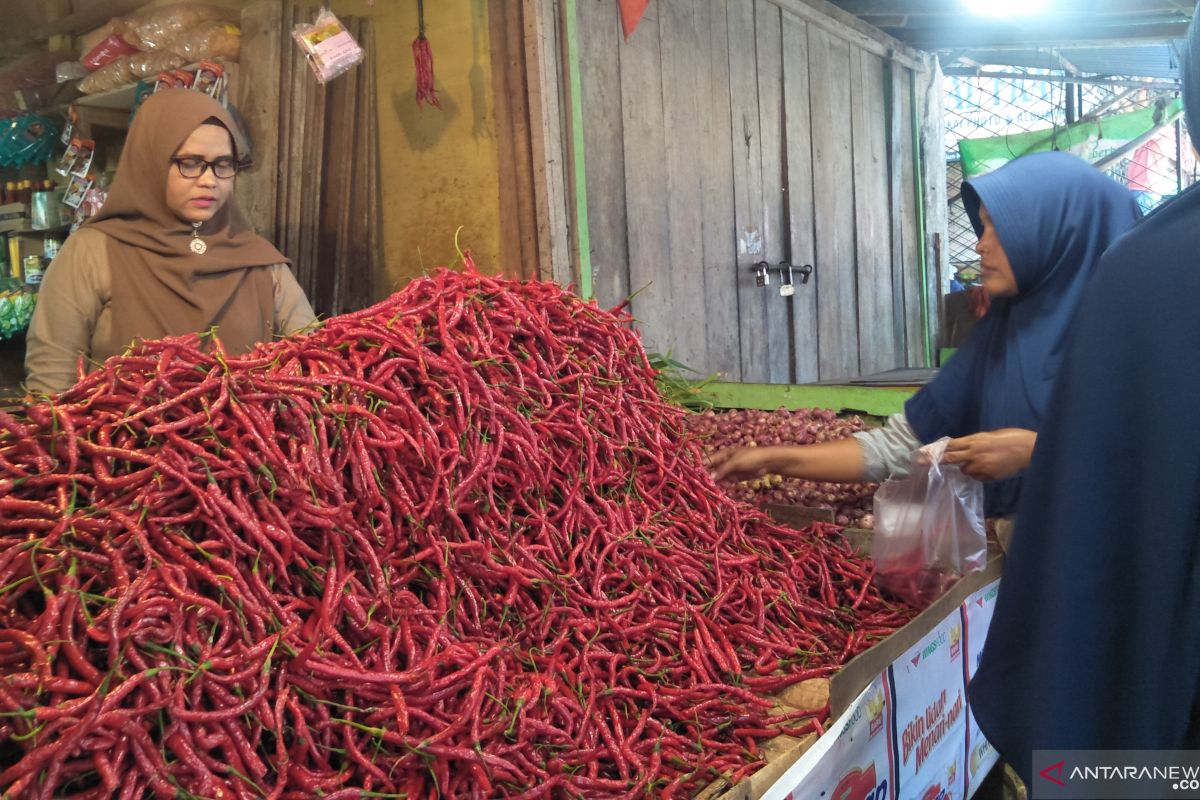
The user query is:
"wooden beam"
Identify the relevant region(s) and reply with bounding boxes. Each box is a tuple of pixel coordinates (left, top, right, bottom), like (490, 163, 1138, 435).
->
(830, 0, 1190, 15)
(236, 0, 285, 241)
(942, 67, 1179, 90)
(886, 20, 1190, 48)
(523, 0, 571, 284)
(773, 0, 925, 70)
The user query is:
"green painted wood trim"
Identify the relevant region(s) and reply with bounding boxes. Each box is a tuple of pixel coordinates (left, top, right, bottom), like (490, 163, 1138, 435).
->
(564, 0, 593, 300)
(938, 347, 956, 366)
(910, 69, 933, 367)
(688, 381, 915, 417)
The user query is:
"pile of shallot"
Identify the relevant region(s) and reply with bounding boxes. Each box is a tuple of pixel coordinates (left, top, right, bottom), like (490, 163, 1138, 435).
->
(685, 408, 877, 528)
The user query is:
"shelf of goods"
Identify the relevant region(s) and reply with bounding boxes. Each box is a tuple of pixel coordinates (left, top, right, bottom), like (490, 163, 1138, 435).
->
(73, 61, 237, 131)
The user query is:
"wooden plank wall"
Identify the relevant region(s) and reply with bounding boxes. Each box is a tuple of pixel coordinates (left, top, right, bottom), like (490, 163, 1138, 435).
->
(315, 18, 380, 316)
(852, 49, 897, 374)
(236, 0, 381, 318)
(754, 1, 791, 385)
(918, 54, 948, 360)
(490, 1, 540, 280)
(575, 0, 629, 305)
(807, 24, 858, 380)
(727, 0, 769, 382)
(618, 3, 673, 356)
(898, 70, 924, 367)
(887, 60, 910, 361)
(659, 3, 710, 372)
(573, 0, 931, 382)
(236, 0, 284, 243)
(524, 0, 571, 284)
(698, 0, 740, 380)
(577, 0, 742, 374)
(780, 14, 819, 384)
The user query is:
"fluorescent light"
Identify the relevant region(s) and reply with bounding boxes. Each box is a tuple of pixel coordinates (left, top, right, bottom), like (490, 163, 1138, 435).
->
(962, 0, 1049, 17)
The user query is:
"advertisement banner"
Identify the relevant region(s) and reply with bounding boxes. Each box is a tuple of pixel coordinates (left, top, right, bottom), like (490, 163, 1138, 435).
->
(763, 579, 1005, 800)
(958, 98, 1184, 179)
(964, 581, 1001, 797)
(761, 673, 895, 800)
(891, 611, 969, 799)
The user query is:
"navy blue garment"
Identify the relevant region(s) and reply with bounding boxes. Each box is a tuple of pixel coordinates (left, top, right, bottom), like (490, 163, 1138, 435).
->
(904, 152, 1141, 517)
(970, 5, 1200, 783)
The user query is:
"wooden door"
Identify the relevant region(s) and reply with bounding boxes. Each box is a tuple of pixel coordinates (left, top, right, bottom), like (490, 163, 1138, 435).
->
(576, 0, 933, 383)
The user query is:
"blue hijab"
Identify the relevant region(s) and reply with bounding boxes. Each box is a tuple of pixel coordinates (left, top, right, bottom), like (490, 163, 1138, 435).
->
(970, 5, 1200, 782)
(904, 152, 1141, 517)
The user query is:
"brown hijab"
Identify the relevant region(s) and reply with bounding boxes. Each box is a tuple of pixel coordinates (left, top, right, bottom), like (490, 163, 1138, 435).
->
(87, 89, 286, 357)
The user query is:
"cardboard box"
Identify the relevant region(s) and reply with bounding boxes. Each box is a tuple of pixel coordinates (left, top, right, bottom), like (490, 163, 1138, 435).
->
(829, 534, 1004, 718)
(704, 519, 1004, 799)
(700, 679, 829, 800)
(0, 203, 29, 235)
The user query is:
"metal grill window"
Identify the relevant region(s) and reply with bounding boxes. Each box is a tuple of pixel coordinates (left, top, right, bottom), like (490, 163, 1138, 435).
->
(944, 66, 1195, 291)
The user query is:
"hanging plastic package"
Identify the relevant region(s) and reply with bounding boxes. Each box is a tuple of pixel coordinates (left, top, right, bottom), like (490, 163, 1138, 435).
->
(0, 116, 61, 169)
(869, 437, 988, 607)
(293, 8, 364, 84)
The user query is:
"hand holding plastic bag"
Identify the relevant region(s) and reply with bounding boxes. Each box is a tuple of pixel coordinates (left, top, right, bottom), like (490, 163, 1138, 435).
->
(870, 437, 987, 607)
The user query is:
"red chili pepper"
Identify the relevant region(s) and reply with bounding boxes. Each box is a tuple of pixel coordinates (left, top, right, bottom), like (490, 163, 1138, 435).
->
(0, 267, 915, 798)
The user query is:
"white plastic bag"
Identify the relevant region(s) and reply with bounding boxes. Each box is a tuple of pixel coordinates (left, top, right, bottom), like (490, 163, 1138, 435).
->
(870, 437, 987, 606)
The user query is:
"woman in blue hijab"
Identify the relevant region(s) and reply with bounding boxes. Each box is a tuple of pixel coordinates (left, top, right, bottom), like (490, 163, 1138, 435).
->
(969, 4, 1200, 783)
(709, 152, 1141, 522)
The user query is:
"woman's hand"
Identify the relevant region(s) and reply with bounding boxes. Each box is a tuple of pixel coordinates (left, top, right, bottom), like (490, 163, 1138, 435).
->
(705, 447, 774, 483)
(942, 428, 1037, 482)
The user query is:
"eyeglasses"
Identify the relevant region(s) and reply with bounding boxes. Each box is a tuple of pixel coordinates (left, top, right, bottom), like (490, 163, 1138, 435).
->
(171, 157, 238, 179)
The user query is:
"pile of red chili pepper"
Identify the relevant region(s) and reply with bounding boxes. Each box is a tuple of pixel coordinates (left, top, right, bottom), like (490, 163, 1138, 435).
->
(0, 267, 914, 799)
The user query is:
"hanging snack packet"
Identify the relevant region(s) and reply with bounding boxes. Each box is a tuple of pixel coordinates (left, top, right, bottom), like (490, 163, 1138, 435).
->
(63, 174, 92, 209)
(57, 136, 83, 177)
(293, 8, 364, 84)
(69, 139, 96, 179)
(60, 107, 78, 146)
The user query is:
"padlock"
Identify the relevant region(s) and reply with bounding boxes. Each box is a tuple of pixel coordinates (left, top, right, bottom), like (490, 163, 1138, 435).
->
(779, 265, 795, 297)
(754, 262, 769, 288)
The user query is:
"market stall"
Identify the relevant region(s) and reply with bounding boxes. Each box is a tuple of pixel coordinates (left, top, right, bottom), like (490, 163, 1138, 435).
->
(0, 265, 930, 797)
(1, 0, 1178, 797)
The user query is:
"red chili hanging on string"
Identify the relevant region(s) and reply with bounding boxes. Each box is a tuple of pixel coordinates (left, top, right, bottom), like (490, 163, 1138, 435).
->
(413, 0, 440, 108)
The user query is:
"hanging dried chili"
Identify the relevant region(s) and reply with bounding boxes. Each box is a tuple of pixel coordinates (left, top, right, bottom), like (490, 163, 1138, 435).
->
(413, 0, 440, 108)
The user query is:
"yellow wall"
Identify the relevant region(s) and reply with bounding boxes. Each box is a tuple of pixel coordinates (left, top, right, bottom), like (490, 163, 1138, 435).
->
(330, 0, 502, 296)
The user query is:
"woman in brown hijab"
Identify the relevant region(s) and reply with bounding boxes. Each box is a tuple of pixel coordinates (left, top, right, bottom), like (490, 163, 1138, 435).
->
(25, 89, 315, 394)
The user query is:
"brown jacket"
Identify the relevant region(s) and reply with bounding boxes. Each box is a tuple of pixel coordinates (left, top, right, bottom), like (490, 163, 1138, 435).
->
(25, 227, 317, 395)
